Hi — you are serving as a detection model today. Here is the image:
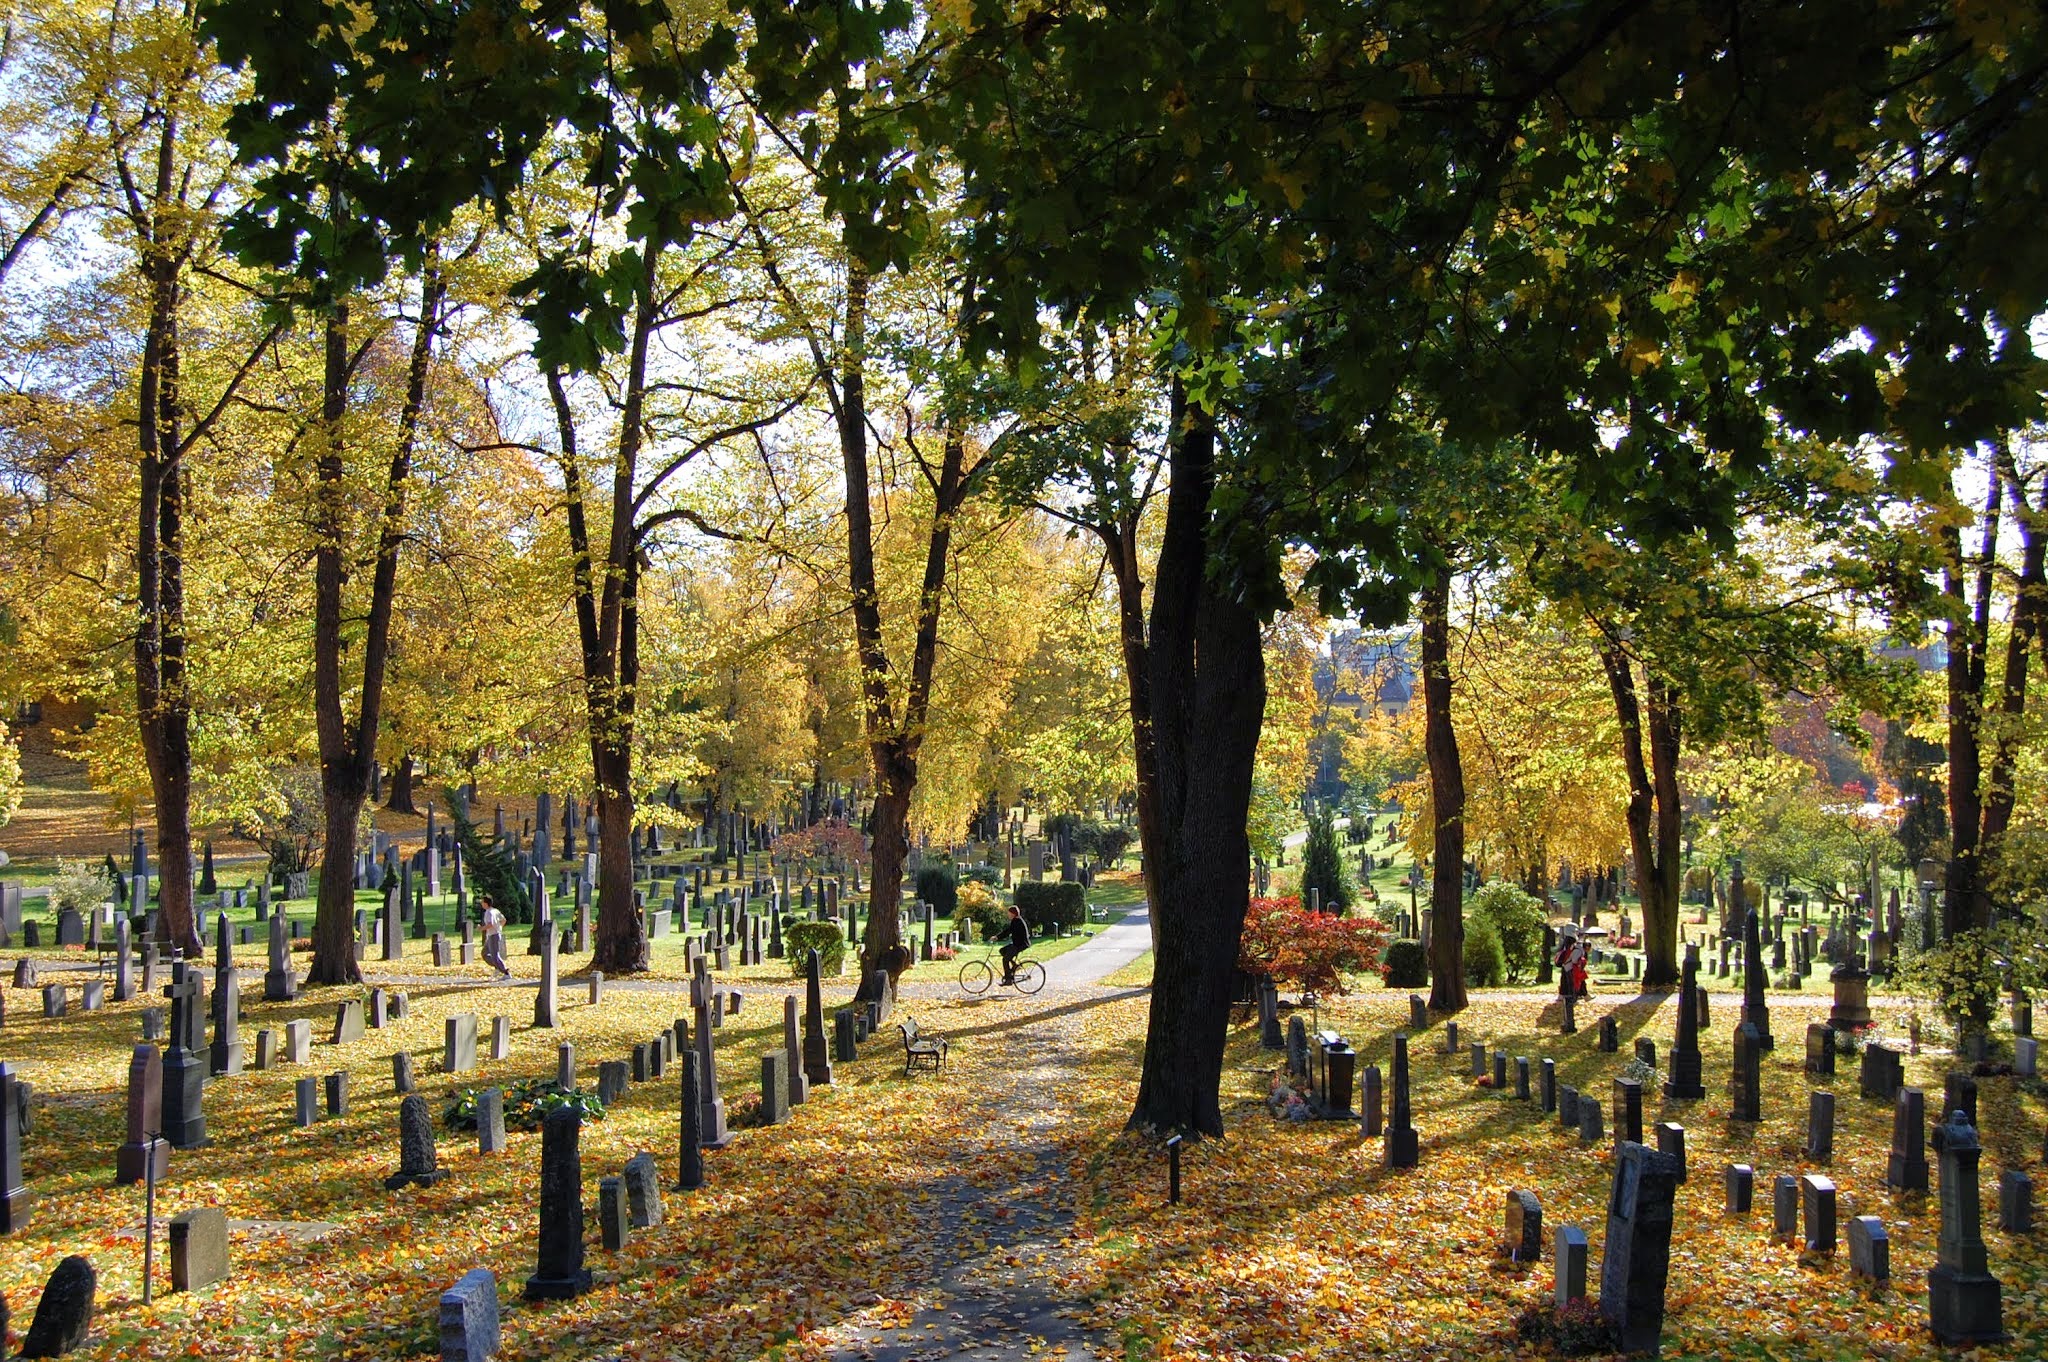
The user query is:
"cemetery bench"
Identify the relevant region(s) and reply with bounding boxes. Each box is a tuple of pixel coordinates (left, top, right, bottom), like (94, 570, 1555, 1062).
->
(899, 1018, 948, 1076)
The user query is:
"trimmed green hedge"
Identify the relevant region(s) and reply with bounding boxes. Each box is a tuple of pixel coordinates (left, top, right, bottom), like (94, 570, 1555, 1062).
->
(786, 921, 846, 977)
(915, 866, 958, 916)
(1014, 880, 1087, 933)
(1381, 938, 1428, 988)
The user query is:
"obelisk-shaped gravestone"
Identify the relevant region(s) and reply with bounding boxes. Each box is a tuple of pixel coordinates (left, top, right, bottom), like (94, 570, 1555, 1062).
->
(162, 962, 207, 1149)
(1731, 1021, 1762, 1123)
(1654, 950, 1703, 1097)
(523, 1107, 593, 1300)
(113, 916, 134, 1002)
(694, 1002, 731, 1148)
(1928, 1110, 2005, 1344)
(1740, 900, 1773, 1051)
(782, 995, 809, 1107)
(383, 883, 404, 961)
(801, 949, 833, 1087)
(1383, 1033, 1419, 1169)
(534, 925, 560, 1027)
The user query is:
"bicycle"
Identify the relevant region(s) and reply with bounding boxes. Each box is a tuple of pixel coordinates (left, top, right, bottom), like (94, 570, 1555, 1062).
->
(960, 946, 1046, 996)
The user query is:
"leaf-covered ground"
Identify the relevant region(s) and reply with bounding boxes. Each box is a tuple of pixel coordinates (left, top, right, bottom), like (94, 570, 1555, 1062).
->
(2, 933, 2044, 1361)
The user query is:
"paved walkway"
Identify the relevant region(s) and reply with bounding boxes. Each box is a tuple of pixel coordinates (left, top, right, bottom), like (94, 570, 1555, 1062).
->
(816, 912, 1147, 1362)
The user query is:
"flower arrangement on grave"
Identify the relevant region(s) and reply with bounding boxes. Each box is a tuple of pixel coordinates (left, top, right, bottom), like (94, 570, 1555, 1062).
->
(1266, 1072, 1312, 1122)
(444, 1078, 606, 1133)
(1512, 1297, 1618, 1356)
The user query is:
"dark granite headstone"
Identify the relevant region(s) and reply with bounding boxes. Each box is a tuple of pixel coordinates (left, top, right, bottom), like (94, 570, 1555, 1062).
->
(1929, 1110, 2004, 1344)
(383, 1094, 447, 1189)
(19, 1254, 94, 1357)
(1599, 1141, 1682, 1355)
(524, 1108, 593, 1299)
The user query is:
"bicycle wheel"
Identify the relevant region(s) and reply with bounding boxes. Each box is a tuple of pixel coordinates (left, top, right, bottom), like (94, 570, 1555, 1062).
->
(1012, 961, 1047, 995)
(960, 959, 995, 995)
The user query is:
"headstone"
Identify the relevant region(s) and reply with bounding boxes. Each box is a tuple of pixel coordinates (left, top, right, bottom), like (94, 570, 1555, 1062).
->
(1773, 1174, 1799, 1241)
(1514, 1055, 1531, 1101)
(1559, 1085, 1580, 1129)
(162, 965, 207, 1149)
(1724, 1163, 1754, 1215)
(253, 1029, 277, 1070)
(598, 1061, 627, 1104)
(676, 1048, 705, 1192)
(1804, 1022, 1835, 1077)
(1928, 1111, 2004, 1344)
(1801, 1173, 1837, 1253)
(1505, 1189, 1542, 1261)
(556, 1043, 575, 1092)
(1848, 1215, 1890, 1282)
(1598, 1141, 1682, 1355)
(1612, 1078, 1643, 1145)
(782, 996, 809, 1107)
(1664, 951, 1705, 1100)
(1655, 1121, 1686, 1182)
(1539, 1058, 1557, 1114)
(623, 1151, 663, 1228)
(20, 1255, 94, 1357)
(393, 1051, 416, 1094)
(1578, 1096, 1603, 1144)
(1739, 905, 1773, 1049)
(694, 1003, 731, 1148)
(332, 999, 365, 1046)
(761, 1050, 791, 1125)
(533, 927, 559, 1028)
(1998, 1169, 2033, 1234)
(1383, 1034, 1418, 1168)
(444, 1014, 478, 1074)
(598, 1175, 627, 1251)
(169, 1207, 229, 1292)
(1730, 1021, 1762, 1122)
(802, 950, 833, 1086)
(41, 983, 64, 1018)
(1360, 1064, 1382, 1137)
(1887, 1087, 1929, 1191)
(283, 1018, 312, 1065)
(476, 1088, 508, 1155)
(1945, 1072, 1979, 1129)
(524, 1108, 593, 1299)
(1554, 1225, 1589, 1309)
(1598, 1016, 1618, 1052)
(385, 1094, 448, 1190)
(1860, 1043, 1903, 1102)
(491, 1015, 510, 1061)
(1806, 1090, 1835, 1164)
(116, 1046, 170, 1186)
(439, 1268, 501, 1362)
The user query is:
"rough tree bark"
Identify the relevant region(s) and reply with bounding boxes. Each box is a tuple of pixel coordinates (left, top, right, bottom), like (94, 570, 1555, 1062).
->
(132, 106, 199, 958)
(310, 256, 444, 983)
(383, 753, 421, 814)
(1098, 507, 1163, 955)
(844, 254, 970, 996)
(1419, 567, 1467, 1013)
(1599, 636, 1682, 989)
(1125, 394, 1267, 1137)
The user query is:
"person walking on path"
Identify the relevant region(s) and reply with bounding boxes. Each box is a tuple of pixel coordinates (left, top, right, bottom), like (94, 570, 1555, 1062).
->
(480, 895, 512, 978)
(1555, 924, 1588, 1000)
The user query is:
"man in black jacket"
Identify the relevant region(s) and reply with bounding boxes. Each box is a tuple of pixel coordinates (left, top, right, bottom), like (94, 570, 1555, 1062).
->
(998, 904, 1032, 984)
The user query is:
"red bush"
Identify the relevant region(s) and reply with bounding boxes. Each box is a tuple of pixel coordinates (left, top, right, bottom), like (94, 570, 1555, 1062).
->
(1238, 895, 1390, 996)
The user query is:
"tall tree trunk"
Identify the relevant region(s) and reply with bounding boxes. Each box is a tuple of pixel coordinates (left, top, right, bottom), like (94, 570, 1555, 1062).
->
(548, 236, 655, 975)
(1600, 637, 1681, 988)
(310, 255, 444, 983)
(384, 753, 421, 814)
(133, 112, 201, 958)
(1944, 469, 2001, 939)
(1419, 567, 1467, 1012)
(1127, 394, 1266, 1137)
(1979, 459, 2043, 860)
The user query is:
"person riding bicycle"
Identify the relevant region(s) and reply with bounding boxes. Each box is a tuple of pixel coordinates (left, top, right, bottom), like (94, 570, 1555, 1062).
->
(997, 904, 1031, 984)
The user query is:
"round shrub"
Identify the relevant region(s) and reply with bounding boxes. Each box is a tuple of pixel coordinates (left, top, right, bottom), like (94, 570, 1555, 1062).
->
(953, 879, 1007, 943)
(1463, 917, 1506, 987)
(1467, 880, 1548, 981)
(1381, 938, 1429, 988)
(785, 921, 846, 977)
